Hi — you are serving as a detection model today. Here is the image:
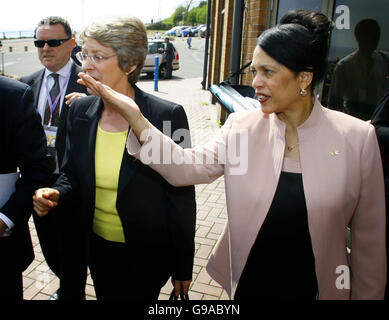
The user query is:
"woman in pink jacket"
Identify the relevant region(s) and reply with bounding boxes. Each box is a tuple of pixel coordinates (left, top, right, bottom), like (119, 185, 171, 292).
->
(35, 10, 386, 300)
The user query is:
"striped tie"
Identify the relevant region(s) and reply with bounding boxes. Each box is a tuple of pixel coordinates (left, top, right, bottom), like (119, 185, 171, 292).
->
(44, 73, 60, 126)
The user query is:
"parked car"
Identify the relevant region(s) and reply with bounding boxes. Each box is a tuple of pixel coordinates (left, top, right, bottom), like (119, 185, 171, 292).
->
(181, 26, 195, 37)
(199, 25, 208, 38)
(165, 26, 181, 36)
(192, 24, 206, 36)
(175, 26, 190, 37)
(142, 39, 179, 78)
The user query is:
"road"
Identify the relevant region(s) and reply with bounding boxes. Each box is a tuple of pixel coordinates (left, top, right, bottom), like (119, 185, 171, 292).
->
(171, 37, 206, 79)
(0, 37, 205, 80)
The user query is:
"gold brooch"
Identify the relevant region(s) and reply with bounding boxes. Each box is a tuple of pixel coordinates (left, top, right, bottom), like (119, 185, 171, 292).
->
(330, 149, 340, 156)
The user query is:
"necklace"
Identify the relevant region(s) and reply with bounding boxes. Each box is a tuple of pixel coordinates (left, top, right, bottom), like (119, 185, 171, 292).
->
(287, 142, 299, 151)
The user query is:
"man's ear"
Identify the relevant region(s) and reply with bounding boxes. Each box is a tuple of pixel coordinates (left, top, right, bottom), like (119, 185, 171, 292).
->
(70, 37, 76, 49)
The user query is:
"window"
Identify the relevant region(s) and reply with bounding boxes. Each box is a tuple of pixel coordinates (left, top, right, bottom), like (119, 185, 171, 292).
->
(324, 0, 389, 120)
(276, 0, 323, 23)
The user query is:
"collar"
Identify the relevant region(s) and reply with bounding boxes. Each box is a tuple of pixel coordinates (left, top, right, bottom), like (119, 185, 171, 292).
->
(44, 59, 73, 80)
(270, 98, 324, 142)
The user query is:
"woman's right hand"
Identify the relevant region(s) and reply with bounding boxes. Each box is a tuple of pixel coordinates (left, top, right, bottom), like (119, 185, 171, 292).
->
(33, 188, 60, 216)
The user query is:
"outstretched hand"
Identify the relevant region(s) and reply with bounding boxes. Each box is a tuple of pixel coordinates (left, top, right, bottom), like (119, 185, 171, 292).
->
(77, 72, 140, 120)
(77, 72, 151, 142)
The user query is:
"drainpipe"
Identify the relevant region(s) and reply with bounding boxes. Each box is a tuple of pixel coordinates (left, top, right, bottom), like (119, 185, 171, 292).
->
(201, 0, 212, 89)
(228, 0, 244, 85)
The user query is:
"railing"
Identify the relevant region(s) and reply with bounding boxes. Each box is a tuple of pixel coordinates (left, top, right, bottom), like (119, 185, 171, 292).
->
(0, 30, 35, 40)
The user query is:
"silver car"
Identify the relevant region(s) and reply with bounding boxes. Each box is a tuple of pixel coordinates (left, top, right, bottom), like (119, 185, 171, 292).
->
(142, 40, 179, 78)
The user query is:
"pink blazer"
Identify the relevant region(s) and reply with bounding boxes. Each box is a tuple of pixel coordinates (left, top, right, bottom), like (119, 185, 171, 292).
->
(128, 99, 387, 299)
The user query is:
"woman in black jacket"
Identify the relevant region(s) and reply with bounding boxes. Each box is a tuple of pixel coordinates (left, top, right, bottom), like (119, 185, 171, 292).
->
(33, 17, 196, 300)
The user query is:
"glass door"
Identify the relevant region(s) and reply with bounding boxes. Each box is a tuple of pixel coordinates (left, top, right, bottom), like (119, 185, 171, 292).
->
(324, 0, 389, 120)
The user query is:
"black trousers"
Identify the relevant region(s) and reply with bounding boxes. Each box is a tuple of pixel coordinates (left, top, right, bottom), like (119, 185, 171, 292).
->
(0, 269, 23, 301)
(33, 206, 87, 300)
(165, 59, 173, 79)
(0, 238, 23, 301)
(89, 233, 161, 300)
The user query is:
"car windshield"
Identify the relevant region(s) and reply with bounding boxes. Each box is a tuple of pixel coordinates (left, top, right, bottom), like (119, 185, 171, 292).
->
(148, 42, 166, 54)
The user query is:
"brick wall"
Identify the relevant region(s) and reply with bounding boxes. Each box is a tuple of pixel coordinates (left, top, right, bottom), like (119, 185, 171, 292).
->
(219, 1, 234, 82)
(207, 0, 270, 88)
(240, 0, 269, 86)
(207, 0, 270, 121)
(208, 0, 234, 87)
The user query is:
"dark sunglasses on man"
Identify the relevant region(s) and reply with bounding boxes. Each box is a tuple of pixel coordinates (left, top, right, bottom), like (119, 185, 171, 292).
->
(34, 37, 71, 48)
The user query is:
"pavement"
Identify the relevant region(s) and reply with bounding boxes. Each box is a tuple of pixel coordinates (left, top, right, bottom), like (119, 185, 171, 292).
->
(22, 76, 230, 300)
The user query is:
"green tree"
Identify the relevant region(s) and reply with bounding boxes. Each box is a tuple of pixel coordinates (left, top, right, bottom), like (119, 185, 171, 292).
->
(187, 9, 198, 25)
(156, 1, 208, 28)
(195, 6, 207, 23)
(172, 6, 186, 25)
(187, 4, 207, 25)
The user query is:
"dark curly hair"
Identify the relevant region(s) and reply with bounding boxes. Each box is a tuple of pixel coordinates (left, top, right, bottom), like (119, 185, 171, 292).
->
(257, 10, 333, 91)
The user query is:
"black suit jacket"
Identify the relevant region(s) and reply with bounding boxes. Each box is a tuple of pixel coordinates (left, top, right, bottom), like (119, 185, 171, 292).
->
(372, 88, 389, 192)
(19, 62, 88, 282)
(165, 41, 174, 61)
(0, 76, 53, 271)
(54, 86, 196, 286)
(19, 62, 88, 167)
(371, 87, 389, 299)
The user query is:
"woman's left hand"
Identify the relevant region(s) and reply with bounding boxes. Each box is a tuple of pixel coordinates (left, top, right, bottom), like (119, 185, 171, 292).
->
(65, 92, 87, 106)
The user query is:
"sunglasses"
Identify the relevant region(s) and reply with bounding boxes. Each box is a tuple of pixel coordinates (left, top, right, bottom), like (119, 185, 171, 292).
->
(34, 37, 71, 48)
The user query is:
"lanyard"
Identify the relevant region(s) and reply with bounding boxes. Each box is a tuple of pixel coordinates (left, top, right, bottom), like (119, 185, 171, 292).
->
(44, 69, 72, 121)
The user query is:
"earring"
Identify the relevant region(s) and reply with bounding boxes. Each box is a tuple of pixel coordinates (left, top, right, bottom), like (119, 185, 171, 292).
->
(300, 88, 307, 97)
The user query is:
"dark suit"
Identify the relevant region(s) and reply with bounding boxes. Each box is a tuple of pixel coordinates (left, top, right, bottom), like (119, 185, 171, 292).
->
(371, 87, 389, 300)
(0, 76, 53, 300)
(19, 62, 89, 300)
(54, 86, 196, 299)
(165, 41, 174, 79)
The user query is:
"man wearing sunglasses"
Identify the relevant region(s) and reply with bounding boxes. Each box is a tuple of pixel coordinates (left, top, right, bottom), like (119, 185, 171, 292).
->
(19, 16, 88, 301)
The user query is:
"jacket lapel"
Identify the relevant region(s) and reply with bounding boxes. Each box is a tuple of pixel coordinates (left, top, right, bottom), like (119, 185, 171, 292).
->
(117, 87, 147, 197)
(57, 63, 83, 135)
(79, 97, 103, 199)
(30, 70, 45, 110)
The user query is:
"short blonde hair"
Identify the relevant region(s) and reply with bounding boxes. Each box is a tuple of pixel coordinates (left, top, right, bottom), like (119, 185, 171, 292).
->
(78, 16, 148, 85)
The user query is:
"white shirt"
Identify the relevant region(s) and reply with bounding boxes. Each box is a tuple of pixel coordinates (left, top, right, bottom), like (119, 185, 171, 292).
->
(37, 59, 73, 125)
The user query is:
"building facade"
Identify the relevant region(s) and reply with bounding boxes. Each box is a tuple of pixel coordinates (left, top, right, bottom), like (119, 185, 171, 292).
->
(207, 0, 389, 121)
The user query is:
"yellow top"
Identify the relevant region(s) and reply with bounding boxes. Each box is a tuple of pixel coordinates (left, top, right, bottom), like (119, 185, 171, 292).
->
(93, 124, 128, 243)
